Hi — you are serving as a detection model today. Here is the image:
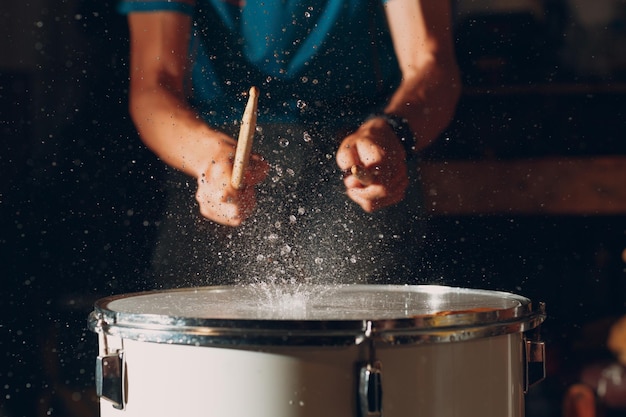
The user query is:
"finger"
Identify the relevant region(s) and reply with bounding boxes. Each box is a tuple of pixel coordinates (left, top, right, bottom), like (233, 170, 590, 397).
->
(345, 163, 404, 189)
(336, 141, 359, 171)
(346, 184, 382, 212)
(197, 198, 243, 226)
(355, 144, 383, 168)
(347, 186, 406, 212)
(343, 168, 380, 189)
(346, 174, 408, 212)
(195, 183, 255, 226)
(242, 155, 269, 186)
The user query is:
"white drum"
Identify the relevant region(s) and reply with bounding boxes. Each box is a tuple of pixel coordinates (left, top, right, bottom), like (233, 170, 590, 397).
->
(88, 285, 546, 417)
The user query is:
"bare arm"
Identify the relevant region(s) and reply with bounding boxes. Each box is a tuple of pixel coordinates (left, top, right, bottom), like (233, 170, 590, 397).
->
(383, 0, 461, 150)
(128, 11, 229, 176)
(127, 11, 267, 225)
(336, 0, 460, 212)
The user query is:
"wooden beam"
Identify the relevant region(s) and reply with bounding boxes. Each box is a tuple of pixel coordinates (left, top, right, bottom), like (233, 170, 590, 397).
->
(419, 156, 626, 215)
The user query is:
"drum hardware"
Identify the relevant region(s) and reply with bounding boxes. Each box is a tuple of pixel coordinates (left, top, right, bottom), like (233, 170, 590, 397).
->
(96, 350, 125, 410)
(524, 339, 546, 393)
(357, 321, 383, 417)
(524, 302, 547, 393)
(88, 285, 547, 417)
(93, 316, 126, 410)
(358, 361, 383, 417)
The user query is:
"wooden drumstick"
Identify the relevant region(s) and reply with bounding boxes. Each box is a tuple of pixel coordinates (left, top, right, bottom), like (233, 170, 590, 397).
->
(351, 164, 374, 186)
(231, 86, 259, 190)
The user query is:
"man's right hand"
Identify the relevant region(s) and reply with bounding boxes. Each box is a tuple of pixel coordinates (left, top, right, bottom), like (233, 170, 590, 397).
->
(195, 141, 268, 226)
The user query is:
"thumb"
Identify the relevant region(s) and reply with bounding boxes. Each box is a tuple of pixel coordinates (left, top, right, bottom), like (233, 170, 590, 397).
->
(336, 139, 359, 171)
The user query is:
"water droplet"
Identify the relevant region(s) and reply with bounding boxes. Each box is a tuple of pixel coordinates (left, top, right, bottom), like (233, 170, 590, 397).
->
(296, 100, 307, 109)
(278, 137, 289, 148)
(303, 131, 312, 142)
(314, 257, 323, 265)
(289, 215, 297, 224)
(298, 207, 305, 215)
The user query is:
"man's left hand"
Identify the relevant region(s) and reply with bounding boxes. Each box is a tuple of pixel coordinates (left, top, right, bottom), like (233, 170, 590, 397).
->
(336, 117, 409, 212)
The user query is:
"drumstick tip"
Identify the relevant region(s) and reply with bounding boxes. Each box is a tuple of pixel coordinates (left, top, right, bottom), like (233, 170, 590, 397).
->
(248, 86, 259, 99)
(351, 165, 374, 186)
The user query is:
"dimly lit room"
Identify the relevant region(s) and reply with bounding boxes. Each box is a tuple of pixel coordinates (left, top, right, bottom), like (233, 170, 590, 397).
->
(1, 0, 625, 416)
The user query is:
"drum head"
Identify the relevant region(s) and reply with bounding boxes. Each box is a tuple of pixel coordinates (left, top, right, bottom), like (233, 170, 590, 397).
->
(89, 285, 545, 346)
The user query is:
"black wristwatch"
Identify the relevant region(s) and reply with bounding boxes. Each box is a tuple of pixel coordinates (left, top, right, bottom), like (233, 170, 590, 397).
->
(368, 113, 417, 160)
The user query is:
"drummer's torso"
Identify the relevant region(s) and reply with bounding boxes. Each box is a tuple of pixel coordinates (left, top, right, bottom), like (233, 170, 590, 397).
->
(189, 0, 401, 125)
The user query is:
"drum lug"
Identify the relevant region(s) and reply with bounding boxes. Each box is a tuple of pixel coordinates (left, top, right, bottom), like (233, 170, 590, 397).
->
(358, 361, 383, 417)
(96, 350, 125, 410)
(524, 339, 546, 393)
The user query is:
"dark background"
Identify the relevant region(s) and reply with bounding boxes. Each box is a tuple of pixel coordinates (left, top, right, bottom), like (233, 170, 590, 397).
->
(1, 0, 626, 416)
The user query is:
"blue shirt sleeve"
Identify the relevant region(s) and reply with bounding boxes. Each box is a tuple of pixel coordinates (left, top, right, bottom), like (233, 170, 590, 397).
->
(117, 0, 195, 15)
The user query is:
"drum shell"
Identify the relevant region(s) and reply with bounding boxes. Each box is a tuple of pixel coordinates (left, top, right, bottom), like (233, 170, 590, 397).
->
(91, 285, 545, 417)
(98, 332, 525, 417)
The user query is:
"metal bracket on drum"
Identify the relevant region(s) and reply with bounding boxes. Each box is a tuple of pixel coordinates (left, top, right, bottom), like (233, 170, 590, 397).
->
(96, 350, 126, 410)
(91, 314, 126, 410)
(524, 339, 546, 393)
(358, 361, 383, 417)
(524, 301, 547, 393)
(357, 320, 383, 417)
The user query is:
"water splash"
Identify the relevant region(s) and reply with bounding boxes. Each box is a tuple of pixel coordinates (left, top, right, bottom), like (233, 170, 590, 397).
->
(278, 137, 289, 148)
(248, 279, 332, 318)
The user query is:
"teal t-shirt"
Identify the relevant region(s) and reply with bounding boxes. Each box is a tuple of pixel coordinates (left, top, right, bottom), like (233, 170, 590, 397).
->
(118, 0, 401, 129)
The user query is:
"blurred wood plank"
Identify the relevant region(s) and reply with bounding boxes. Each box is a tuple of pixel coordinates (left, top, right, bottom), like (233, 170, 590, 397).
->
(419, 157, 626, 215)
